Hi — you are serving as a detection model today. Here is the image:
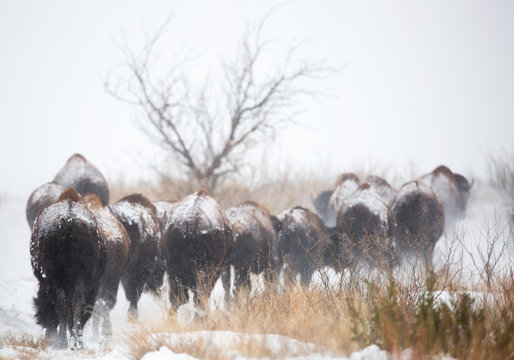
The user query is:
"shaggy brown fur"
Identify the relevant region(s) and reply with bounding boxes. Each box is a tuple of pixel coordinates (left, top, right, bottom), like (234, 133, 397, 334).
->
(84, 194, 130, 337)
(276, 207, 335, 287)
(163, 190, 232, 308)
(31, 188, 107, 349)
(336, 183, 395, 268)
(221, 201, 280, 300)
(108, 193, 164, 317)
(392, 181, 445, 268)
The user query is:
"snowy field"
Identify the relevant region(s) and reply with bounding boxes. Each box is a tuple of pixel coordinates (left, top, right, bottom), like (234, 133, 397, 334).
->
(0, 183, 512, 359)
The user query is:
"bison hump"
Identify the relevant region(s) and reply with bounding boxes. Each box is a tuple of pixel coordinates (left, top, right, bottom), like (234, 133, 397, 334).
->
(170, 192, 228, 234)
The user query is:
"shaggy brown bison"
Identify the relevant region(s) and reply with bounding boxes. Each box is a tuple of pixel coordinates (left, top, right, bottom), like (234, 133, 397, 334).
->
(221, 201, 280, 300)
(26, 181, 66, 229)
(391, 180, 445, 268)
(276, 207, 338, 287)
(84, 194, 130, 338)
(30, 188, 107, 349)
(418, 165, 473, 225)
(336, 183, 395, 268)
(53, 153, 110, 206)
(108, 194, 164, 316)
(163, 190, 232, 307)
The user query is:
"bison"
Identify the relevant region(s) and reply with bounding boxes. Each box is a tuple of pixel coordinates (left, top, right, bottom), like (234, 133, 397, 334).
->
(326, 173, 361, 227)
(30, 188, 107, 349)
(391, 180, 445, 268)
(335, 183, 395, 269)
(26, 181, 66, 229)
(221, 201, 280, 300)
(53, 153, 110, 206)
(163, 190, 232, 308)
(418, 165, 473, 225)
(275, 206, 339, 287)
(108, 194, 164, 317)
(84, 194, 130, 338)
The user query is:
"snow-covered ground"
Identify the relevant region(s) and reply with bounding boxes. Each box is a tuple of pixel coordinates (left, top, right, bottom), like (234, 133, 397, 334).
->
(0, 183, 512, 359)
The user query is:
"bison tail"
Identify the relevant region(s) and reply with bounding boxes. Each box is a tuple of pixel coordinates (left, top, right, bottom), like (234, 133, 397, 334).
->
(34, 285, 58, 329)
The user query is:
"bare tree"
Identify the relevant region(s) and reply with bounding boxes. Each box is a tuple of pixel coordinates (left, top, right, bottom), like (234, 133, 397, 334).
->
(106, 16, 330, 193)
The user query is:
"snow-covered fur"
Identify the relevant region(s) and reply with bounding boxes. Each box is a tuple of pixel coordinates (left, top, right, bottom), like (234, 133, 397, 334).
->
(418, 165, 472, 225)
(26, 181, 66, 229)
(326, 173, 361, 227)
(221, 201, 280, 300)
(391, 181, 445, 267)
(163, 190, 232, 308)
(365, 175, 397, 206)
(276, 207, 335, 287)
(108, 193, 163, 316)
(336, 183, 395, 268)
(53, 153, 110, 206)
(30, 188, 107, 349)
(84, 194, 130, 338)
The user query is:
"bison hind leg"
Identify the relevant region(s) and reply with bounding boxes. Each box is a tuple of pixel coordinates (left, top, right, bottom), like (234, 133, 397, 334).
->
(221, 265, 232, 302)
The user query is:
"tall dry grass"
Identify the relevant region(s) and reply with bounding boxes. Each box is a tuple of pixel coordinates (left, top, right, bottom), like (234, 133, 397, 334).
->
(119, 261, 513, 360)
(108, 158, 513, 359)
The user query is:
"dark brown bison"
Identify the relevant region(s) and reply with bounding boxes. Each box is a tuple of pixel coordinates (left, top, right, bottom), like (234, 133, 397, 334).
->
(275, 207, 338, 287)
(53, 153, 110, 206)
(391, 180, 445, 268)
(418, 165, 473, 225)
(30, 188, 107, 349)
(336, 183, 395, 268)
(221, 201, 280, 300)
(163, 190, 232, 308)
(26, 181, 66, 229)
(84, 194, 130, 338)
(108, 194, 164, 316)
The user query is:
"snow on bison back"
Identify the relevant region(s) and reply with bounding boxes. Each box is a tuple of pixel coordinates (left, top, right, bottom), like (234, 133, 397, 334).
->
(53, 153, 110, 206)
(30, 188, 107, 350)
(26, 181, 66, 229)
(163, 190, 232, 308)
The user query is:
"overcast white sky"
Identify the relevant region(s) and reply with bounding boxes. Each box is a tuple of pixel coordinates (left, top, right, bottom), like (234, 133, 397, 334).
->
(1, 0, 513, 200)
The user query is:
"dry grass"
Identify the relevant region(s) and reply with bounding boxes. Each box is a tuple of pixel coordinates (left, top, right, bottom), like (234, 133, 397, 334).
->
(121, 283, 361, 360)
(109, 158, 513, 359)
(0, 332, 44, 360)
(118, 262, 514, 360)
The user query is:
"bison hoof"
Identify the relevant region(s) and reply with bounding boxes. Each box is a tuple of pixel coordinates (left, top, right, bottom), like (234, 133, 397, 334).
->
(69, 330, 84, 350)
(55, 336, 68, 350)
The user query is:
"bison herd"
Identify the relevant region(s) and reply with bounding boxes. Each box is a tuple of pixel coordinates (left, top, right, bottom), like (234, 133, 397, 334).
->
(27, 154, 472, 349)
